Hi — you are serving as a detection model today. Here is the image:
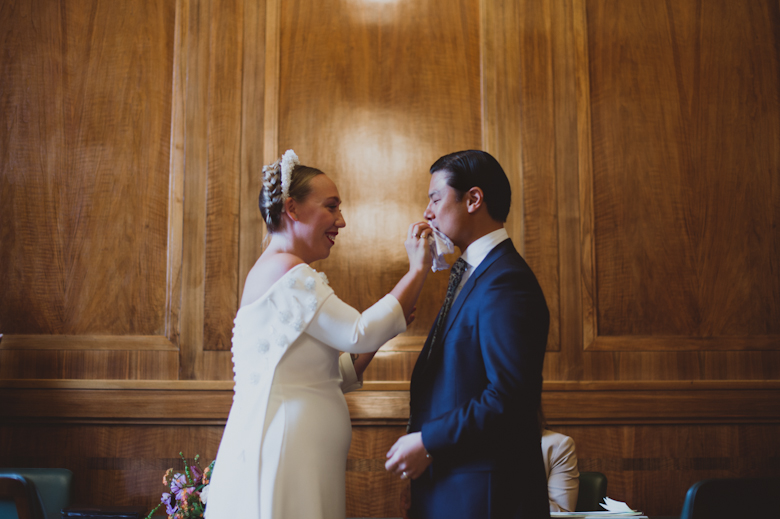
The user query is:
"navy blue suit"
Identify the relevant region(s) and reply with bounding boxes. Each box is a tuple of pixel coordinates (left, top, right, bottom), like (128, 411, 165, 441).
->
(409, 239, 550, 519)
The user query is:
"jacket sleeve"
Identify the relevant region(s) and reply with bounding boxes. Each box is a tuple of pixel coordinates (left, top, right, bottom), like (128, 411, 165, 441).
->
(420, 268, 549, 456)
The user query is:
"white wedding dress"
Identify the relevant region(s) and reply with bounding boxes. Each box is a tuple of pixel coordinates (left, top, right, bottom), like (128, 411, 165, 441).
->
(204, 263, 406, 519)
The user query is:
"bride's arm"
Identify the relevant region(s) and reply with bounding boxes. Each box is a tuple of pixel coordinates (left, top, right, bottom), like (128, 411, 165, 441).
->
(306, 292, 406, 355)
(390, 222, 433, 325)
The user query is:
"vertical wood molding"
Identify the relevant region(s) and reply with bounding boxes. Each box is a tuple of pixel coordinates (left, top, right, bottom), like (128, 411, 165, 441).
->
(479, 0, 494, 154)
(481, 0, 561, 351)
(179, 0, 210, 379)
(479, 0, 525, 254)
(573, 0, 598, 351)
(479, 0, 525, 251)
(166, 0, 188, 349)
(262, 0, 281, 166)
(551, 0, 584, 374)
(238, 0, 267, 301)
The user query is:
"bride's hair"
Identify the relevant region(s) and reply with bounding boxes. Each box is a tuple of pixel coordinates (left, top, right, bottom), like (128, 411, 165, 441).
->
(260, 156, 324, 233)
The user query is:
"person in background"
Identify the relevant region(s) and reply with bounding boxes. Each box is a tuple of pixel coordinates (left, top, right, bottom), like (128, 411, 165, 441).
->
(539, 407, 580, 512)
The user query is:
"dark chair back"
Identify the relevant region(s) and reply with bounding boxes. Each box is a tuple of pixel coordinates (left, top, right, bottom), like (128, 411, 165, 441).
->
(0, 469, 72, 519)
(575, 471, 607, 512)
(0, 476, 46, 519)
(680, 477, 780, 519)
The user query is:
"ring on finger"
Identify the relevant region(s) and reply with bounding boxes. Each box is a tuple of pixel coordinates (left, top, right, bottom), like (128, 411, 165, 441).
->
(401, 471, 408, 480)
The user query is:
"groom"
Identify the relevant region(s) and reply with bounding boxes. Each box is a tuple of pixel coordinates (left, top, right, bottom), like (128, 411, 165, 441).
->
(385, 150, 550, 518)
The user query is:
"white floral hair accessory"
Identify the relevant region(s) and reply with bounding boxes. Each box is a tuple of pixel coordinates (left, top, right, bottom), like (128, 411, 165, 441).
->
(280, 149, 300, 200)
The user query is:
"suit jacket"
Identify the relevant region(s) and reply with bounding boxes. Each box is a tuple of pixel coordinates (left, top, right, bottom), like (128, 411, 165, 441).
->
(409, 239, 550, 519)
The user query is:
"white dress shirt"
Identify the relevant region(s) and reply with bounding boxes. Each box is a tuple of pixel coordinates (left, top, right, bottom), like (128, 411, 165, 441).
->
(453, 227, 510, 303)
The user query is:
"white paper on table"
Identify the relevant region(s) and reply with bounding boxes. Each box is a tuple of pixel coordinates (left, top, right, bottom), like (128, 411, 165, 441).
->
(600, 497, 637, 512)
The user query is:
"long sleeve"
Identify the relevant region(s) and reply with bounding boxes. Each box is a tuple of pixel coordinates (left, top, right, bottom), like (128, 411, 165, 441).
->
(543, 431, 580, 512)
(306, 293, 406, 354)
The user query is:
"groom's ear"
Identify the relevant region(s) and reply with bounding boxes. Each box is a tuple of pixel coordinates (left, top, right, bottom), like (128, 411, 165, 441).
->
(465, 187, 484, 214)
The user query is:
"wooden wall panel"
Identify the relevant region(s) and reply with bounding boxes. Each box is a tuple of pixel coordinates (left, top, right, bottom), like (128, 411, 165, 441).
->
(555, 424, 780, 516)
(277, 0, 481, 342)
(0, 0, 174, 336)
(583, 0, 780, 349)
(3, 0, 780, 517)
(0, 350, 178, 380)
(203, 0, 243, 353)
(1, 421, 778, 517)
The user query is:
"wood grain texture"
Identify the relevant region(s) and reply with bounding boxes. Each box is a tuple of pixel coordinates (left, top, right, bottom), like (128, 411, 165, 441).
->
(0, 422, 777, 517)
(203, 0, 243, 352)
(0, 335, 176, 350)
(165, 0, 187, 349)
(238, 0, 268, 301)
(178, 0, 209, 379)
(482, 0, 562, 351)
(2, 384, 778, 424)
(551, 0, 585, 378)
(0, 351, 179, 380)
(552, 423, 780, 516)
(585, 0, 780, 344)
(277, 0, 481, 340)
(0, 0, 175, 336)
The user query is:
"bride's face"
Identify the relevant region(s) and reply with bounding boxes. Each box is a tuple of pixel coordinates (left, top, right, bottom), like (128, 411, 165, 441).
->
(290, 174, 346, 261)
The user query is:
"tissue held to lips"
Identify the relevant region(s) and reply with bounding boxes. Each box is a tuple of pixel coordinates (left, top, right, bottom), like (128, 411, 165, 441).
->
(427, 228, 455, 272)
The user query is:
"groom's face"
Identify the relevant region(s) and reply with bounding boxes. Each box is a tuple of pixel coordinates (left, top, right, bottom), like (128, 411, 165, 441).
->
(424, 171, 468, 246)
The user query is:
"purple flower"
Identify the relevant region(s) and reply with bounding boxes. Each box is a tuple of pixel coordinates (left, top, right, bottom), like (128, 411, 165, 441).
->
(170, 473, 188, 499)
(161, 492, 178, 515)
(190, 465, 203, 482)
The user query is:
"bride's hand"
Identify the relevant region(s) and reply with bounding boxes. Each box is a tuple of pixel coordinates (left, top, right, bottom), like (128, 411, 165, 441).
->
(405, 222, 433, 273)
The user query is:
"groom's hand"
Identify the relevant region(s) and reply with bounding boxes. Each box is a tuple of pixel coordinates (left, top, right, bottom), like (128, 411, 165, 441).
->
(385, 432, 432, 480)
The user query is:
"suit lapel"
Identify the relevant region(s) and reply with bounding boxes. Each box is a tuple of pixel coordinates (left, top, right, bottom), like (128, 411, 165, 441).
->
(422, 239, 515, 371)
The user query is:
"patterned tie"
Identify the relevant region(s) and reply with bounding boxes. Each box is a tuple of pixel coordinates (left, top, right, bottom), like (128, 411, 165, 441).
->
(427, 257, 469, 360)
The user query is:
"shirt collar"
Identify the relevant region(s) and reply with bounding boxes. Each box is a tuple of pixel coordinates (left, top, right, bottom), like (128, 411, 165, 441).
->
(460, 227, 509, 270)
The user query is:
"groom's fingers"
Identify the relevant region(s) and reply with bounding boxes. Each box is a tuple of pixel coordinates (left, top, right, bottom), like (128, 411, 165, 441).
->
(386, 440, 399, 459)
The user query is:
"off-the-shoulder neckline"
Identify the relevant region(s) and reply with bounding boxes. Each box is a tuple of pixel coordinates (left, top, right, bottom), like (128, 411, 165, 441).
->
(236, 263, 318, 314)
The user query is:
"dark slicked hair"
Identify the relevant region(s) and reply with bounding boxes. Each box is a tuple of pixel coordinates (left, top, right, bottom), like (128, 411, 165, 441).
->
(429, 150, 511, 222)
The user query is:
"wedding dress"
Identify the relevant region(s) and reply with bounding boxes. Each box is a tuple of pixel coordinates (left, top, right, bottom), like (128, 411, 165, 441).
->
(204, 263, 406, 519)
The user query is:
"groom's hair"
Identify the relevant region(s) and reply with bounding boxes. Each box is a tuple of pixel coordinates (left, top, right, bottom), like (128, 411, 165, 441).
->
(430, 150, 512, 222)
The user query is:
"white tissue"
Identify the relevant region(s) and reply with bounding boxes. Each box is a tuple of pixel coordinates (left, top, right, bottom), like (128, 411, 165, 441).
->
(427, 228, 454, 272)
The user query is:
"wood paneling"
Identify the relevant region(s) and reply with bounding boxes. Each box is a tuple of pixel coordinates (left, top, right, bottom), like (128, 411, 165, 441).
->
(1, 422, 778, 517)
(0, 351, 178, 380)
(556, 424, 780, 516)
(0, 0, 175, 336)
(2, 381, 778, 425)
(3, 0, 780, 516)
(483, 0, 562, 351)
(583, 0, 780, 348)
(278, 0, 481, 340)
(203, 0, 243, 353)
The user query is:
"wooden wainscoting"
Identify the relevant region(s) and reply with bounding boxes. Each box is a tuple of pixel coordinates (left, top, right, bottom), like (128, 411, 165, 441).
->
(2, 380, 779, 516)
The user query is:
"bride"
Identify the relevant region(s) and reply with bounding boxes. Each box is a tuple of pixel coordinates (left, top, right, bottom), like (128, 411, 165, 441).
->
(204, 150, 432, 518)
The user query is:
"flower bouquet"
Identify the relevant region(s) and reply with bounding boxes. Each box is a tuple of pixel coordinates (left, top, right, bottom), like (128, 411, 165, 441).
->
(147, 452, 214, 519)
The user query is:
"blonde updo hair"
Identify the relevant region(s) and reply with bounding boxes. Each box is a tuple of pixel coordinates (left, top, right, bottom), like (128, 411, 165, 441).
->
(259, 156, 324, 233)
